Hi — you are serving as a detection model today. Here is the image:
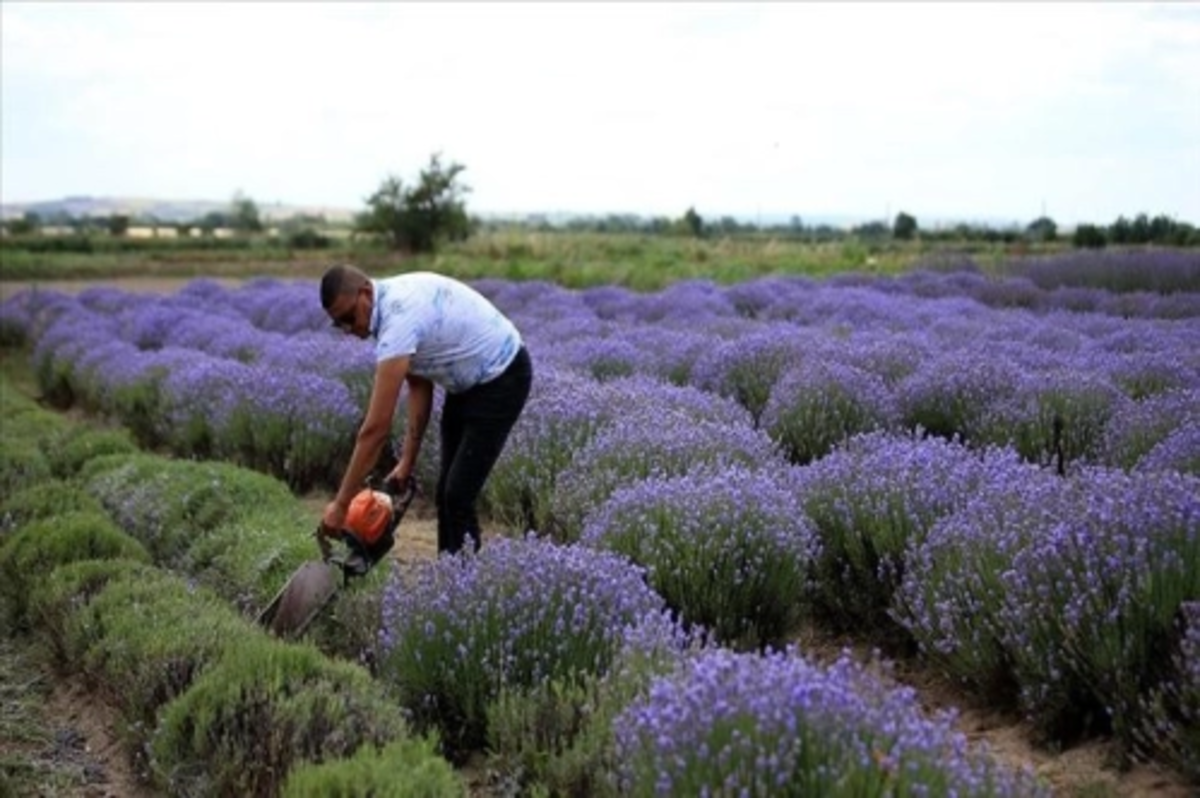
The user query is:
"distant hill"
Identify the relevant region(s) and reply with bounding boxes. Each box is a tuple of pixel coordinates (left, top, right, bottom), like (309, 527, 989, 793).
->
(0, 196, 358, 223)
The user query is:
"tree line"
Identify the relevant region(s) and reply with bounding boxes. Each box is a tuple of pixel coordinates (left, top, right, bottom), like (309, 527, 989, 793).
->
(3, 154, 1197, 252)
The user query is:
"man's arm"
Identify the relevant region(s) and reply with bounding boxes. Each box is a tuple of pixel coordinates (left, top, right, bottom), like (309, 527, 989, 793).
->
(394, 374, 433, 480)
(331, 355, 411, 512)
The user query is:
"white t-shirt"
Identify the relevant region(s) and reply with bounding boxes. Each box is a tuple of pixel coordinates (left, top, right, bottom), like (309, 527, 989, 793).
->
(369, 272, 522, 393)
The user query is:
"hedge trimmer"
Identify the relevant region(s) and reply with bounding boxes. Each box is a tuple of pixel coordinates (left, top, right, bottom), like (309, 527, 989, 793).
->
(257, 475, 417, 638)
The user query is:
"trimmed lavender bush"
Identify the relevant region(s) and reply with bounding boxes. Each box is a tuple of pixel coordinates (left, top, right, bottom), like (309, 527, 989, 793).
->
(550, 411, 783, 543)
(582, 466, 819, 650)
(796, 430, 1040, 635)
(84, 454, 297, 568)
(376, 535, 688, 756)
(761, 361, 899, 465)
(613, 647, 1048, 797)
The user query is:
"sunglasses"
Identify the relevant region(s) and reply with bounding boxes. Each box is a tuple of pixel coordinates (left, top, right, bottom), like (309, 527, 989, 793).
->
(330, 288, 364, 330)
(331, 306, 357, 330)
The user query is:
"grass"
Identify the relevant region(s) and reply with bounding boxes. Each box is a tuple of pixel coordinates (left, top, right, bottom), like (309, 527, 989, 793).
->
(0, 230, 1061, 291)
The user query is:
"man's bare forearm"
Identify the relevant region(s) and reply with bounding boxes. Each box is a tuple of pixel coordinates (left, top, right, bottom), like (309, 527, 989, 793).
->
(398, 377, 433, 476)
(335, 423, 390, 507)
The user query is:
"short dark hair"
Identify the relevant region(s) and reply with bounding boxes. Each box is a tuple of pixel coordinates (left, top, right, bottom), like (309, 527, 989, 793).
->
(320, 264, 368, 310)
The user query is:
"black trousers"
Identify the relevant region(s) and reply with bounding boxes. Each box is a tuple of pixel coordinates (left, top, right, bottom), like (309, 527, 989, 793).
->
(436, 346, 533, 554)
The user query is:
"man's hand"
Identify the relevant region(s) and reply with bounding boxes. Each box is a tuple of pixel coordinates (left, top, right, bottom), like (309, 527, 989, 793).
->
(385, 462, 411, 485)
(321, 500, 348, 536)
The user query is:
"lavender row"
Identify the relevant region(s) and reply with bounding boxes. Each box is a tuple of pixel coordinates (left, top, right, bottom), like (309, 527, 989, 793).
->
(4, 274, 1196, 481)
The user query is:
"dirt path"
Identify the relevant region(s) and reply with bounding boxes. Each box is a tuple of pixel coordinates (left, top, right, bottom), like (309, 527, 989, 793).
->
(42, 677, 160, 798)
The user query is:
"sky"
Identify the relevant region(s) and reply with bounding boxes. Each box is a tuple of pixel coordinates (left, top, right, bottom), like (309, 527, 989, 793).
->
(2, 2, 1198, 227)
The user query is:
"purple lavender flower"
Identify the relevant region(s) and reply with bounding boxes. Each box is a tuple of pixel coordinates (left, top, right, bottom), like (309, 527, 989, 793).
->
(581, 466, 820, 649)
(900, 463, 1200, 753)
(896, 349, 1025, 444)
(551, 411, 784, 542)
(376, 534, 688, 753)
(635, 279, 736, 325)
(484, 366, 626, 532)
(1135, 601, 1200, 780)
(1102, 388, 1200, 471)
(1135, 422, 1200, 476)
(797, 430, 1041, 634)
(613, 646, 1049, 797)
(761, 360, 899, 465)
(723, 274, 817, 321)
(976, 367, 1131, 470)
(690, 327, 809, 426)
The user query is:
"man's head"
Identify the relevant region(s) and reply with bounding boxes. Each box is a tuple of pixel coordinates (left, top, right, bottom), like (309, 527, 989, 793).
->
(321, 264, 373, 338)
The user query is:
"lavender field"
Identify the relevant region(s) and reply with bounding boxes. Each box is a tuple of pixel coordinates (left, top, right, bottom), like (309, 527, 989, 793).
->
(1, 255, 1198, 795)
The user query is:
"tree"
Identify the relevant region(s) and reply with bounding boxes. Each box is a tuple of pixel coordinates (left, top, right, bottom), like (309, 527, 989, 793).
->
(892, 212, 918, 240)
(356, 153, 472, 253)
(681, 206, 704, 238)
(8, 212, 41, 236)
(107, 214, 131, 237)
(1109, 215, 1132, 245)
(1072, 224, 1107, 249)
(230, 191, 264, 233)
(1026, 216, 1057, 242)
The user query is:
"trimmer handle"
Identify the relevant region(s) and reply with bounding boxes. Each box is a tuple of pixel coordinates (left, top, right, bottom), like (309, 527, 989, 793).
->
(382, 474, 418, 517)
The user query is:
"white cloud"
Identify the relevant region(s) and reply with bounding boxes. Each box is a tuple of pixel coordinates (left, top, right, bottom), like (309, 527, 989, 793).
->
(2, 1, 1197, 223)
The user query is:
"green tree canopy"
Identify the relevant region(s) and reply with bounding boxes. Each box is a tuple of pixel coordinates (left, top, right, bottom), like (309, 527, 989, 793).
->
(892, 211, 918, 241)
(355, 153, 472, 253)
(230, 191, 264, 233)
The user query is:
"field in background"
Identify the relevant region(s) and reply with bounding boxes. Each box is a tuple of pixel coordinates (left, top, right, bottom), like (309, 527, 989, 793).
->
(0, 229, 1071, 291)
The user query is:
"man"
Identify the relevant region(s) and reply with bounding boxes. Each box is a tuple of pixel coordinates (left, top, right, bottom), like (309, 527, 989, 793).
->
(320, 264, 532, 554)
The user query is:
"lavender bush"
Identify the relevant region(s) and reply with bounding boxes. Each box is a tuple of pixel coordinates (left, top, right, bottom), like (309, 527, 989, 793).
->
(375, 535, 688, 756)
(1001, 468, 1200, 751)
(796, 430, 1040, 634)
(898, 466, 1200, 752)
(761, 361, 899, 465)
(1135, 601, 1200, 784)
(978, 368, 1130, 471)
(84, 455, 297, 569)
(1099, 388, 1199, 471)
(483, 366, 620, 532)
(896, 349, 1025, 444)
(550, 411, 783, 543)
(1136, 422, 1200, 476)
(690, 327, 808, 426)
(612, 647, 1048, 797)
(581, 466, 819, 650)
